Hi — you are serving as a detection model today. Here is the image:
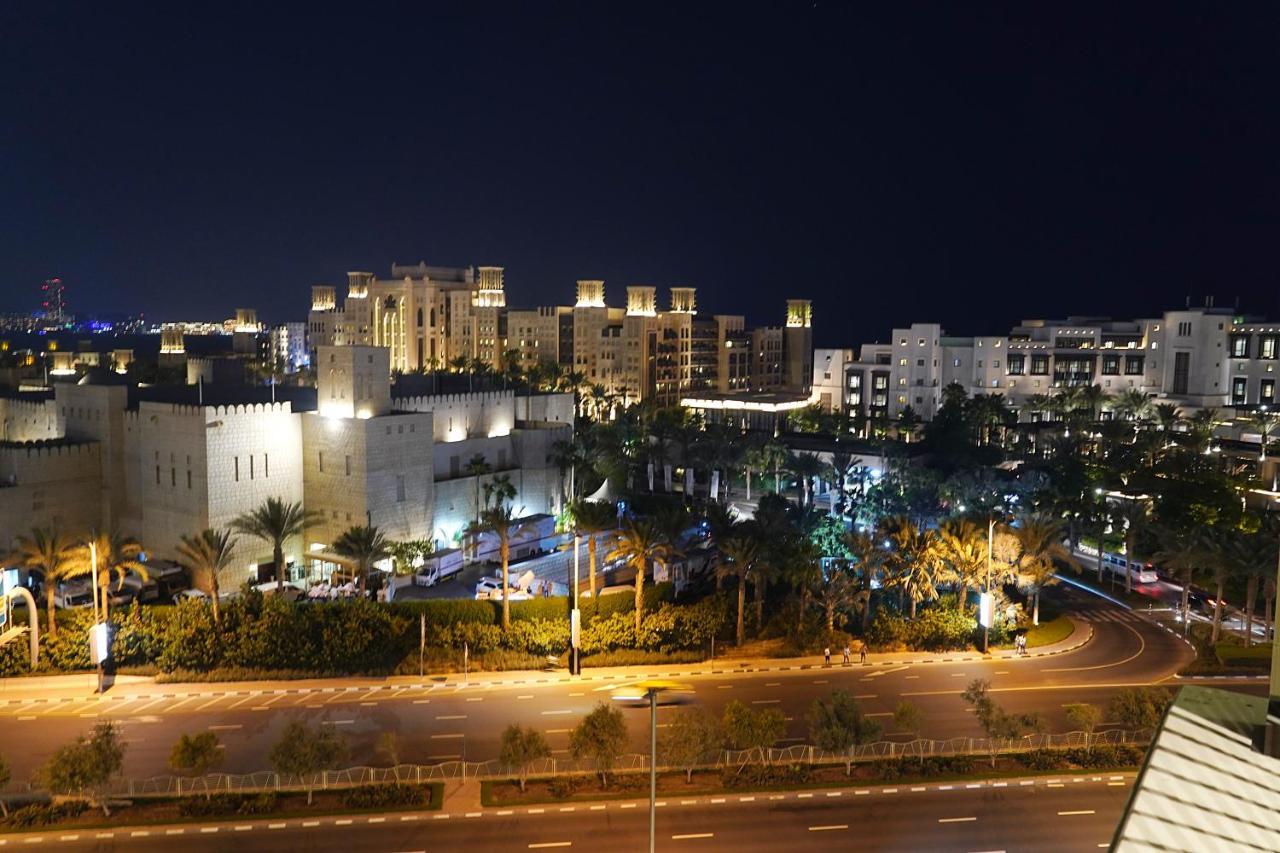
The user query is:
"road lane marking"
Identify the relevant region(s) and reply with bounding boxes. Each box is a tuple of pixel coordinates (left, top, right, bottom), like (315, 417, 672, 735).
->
(809, 825, 848, 832)
(765, 682, 781, 687)
(541, 710, 573, 715)
(268, 823, 285, 829)
(302, 821, 319, 827)
(750, 699, 780, 705)
(430, 733, 465, 739)
(1058, 810, 1096, 816)
(545, 728, 571, 734)
(854, 694, 876, 699)
(436, 714, 467, 720)
(466, 697, 484, 702)
(413, 699, 431, 704)
(200, 827, 220, 833)
(328, 719, 355, 726)
(1108, 782, 1126, 786)
(17, 716, 35, 721)
(208, 724, 242, 731)
(335, 819, 352, 825)
(938, 817, 977, 823)
(716, 685, 733, 689)
(518, 695, 534, 699)
(672, 834, 714, 840)
(529, 844, 572, 849)
(161, 696, 201, 713)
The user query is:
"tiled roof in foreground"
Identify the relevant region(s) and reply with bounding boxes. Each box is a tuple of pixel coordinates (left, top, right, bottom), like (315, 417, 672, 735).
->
(1112, 685, 1280, 852)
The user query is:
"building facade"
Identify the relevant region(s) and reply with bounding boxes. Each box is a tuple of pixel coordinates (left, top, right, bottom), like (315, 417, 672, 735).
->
(830, 304, 1280, 422)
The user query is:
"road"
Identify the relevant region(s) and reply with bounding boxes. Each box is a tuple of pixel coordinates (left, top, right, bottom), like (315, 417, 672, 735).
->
(0, 585, 1221, 785)
(0, 775, 1132, 851)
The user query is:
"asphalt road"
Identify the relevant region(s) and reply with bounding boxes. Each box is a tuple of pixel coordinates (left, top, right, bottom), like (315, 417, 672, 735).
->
(1, 776, 1132, 851)
(0, 586, 1216, 784)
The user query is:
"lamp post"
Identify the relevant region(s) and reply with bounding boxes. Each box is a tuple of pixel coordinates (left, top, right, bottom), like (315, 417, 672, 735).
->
(983, 517, 994, 654)
(570, 531, 581, 675)
(612, 680, 692, 853)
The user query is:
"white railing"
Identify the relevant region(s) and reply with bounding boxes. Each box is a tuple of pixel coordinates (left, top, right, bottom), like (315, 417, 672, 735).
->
(0, 729, 1149, 800)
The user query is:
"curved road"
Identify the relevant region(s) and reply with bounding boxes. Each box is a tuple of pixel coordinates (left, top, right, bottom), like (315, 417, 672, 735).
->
(0, 585, 1208, 783)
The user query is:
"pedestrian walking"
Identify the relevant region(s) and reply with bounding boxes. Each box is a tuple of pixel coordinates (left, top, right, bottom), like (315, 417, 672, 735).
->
(842, 645, 851, 665)
(823, 646, 831, 666)
(860, 644, 868, 665)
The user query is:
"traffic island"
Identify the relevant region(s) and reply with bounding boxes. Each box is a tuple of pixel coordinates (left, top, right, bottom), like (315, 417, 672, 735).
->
(0, 782, 443, 835)
(480, 746, 1147, 807)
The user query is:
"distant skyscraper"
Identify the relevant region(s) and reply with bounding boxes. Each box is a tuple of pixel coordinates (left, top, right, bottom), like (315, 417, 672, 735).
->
(41, 278, 67, 323)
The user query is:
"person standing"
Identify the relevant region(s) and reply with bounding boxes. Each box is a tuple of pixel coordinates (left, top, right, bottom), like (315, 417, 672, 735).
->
(842, 645, 851, 665)
(823, 646, 831, 666)
(860, 644, 868, 665)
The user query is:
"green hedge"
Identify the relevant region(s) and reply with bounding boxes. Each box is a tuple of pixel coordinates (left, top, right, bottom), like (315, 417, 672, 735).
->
(0, 582, 721, 678)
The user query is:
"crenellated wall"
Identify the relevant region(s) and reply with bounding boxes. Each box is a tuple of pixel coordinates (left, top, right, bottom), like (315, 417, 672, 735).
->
(0, 441, 103, 549)
(394, 389, 516, 443)
(0, 396, 60, 443)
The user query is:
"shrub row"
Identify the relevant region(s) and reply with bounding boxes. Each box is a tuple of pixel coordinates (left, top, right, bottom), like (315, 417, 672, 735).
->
(340, 783, 425, 809)
(0, 582, 717, 678)
(177, 792, 278, 818)
(1, 801, 87, 829)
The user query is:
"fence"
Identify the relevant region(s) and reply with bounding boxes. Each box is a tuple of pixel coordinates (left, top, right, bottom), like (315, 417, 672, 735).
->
(1, 729, 1149, 800)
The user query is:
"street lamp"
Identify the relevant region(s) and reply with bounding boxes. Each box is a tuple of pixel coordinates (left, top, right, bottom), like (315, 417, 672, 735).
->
(570, 531, 582, 676)
(612, 680, 693, 853)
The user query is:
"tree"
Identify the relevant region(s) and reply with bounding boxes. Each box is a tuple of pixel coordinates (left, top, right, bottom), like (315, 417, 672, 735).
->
(569, 703, 629, 786)
(0, 753, 9, 817)
(42, 722, 126, 816)
(807, 690, 882, 774)
(721, 700, 785, 762)
(8, 526, 75, 638)
(1112, 498, 1150, 594)
(232, 498, 321, 593)
(464, 453, 493, 524)
(817, 568, 858, 637)
(268, 721, 347, 805)
(881, 517, 944, 618)
(1064, 703, 1102, 749)
(1011, 514, 1080, 625)
(892, 700, 924, 741)
(332, 525, 390, 595)
(169, 731, 222, 777)
(659, 707, 721, 783)
(717, 533, 759, 646)
(608, 518, 672, 633)
(500, 724, 551, 791)
(962, 679, 1045, 765)
(1108, 687, 1172, 731)
(844, 531, 886, 633)
(937, 519, 988, 610)
(788, 452, 825, 508)
(67, 529, 147, 622)
(480, 503, 520, 631)
(375, 732, 402, 767)
(570, 499, 617, 604)
(175, 528, 237, 626)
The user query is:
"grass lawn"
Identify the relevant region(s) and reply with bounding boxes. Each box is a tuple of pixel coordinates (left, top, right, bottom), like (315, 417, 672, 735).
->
(1024, 614, 1074, 648)
(1214, 640, 1273, 669)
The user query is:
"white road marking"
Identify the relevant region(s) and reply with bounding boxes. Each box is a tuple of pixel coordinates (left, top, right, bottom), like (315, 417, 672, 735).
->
(436, 714, 467, 720)
(430, 733, 465, 739)
(672, 834, 714, 840)
(541, 710, 573, 715)
(518, 695, 534, 700)
(809, 825, 848, 832)
(938, 817, 977, 823)
(750, 699, 780, 705)
(528, 844, 572, 849)
(1058, 810, 1096, 816)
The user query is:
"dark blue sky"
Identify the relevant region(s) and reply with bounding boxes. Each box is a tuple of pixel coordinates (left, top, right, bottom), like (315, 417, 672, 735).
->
(3, 2, 1279, 346)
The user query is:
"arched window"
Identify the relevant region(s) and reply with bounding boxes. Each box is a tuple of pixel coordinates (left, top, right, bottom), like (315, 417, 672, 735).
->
(417, 308, 424, 327)
(429, 308, 436, 327)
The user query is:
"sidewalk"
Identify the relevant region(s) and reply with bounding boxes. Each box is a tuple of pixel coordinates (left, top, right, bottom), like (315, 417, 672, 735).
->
(0, 618, 1091, 706)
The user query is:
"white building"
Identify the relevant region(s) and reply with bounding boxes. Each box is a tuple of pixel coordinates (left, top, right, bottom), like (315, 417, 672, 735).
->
(0, 348, 573, 590)
(831, 304, 1280, 422)
(270, 322, 310, 373)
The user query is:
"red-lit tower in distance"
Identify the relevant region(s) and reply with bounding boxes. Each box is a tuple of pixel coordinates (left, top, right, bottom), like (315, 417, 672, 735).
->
(41, 278, 67, 324)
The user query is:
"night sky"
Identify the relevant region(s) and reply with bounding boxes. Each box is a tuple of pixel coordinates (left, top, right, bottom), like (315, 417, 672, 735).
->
(4, 2, 1279, 346)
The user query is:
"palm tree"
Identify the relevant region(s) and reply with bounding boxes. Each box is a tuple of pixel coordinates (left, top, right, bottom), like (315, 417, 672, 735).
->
(175, 529, 237, 626)
(817, 567, 858, 637)
(717, 533, 760, 646)
(1225, 521, 1278, 647)
(1011, 515, 1080, 625)
(1199, 528, 1237, 645)
(937, 518, 988, 610)
(1248, 410, 1278, 464)
(9, 527, 75, 638)
(843, 531, 886, 633)
(896, 406, 922, 443)
(68, 530, 147, 622)
(332, 525, 390, 596)
(569, 499, 616, 603)
(1112, 498, 1150, 594)
(608, 518, 672, 632)
(479, 504, 520, 630)
(881, 517, 943, 618)
(550, 437, 588, 503)
(1152, 403, 1182, 433)
(464, 454, 493, 525)
(1112, 389, 1152, 423)
(788, 452, 825, 508)
(1152, 526, 1209, 630)
(1078, 384, 1111, 423)
(232, 498, 321, 594)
